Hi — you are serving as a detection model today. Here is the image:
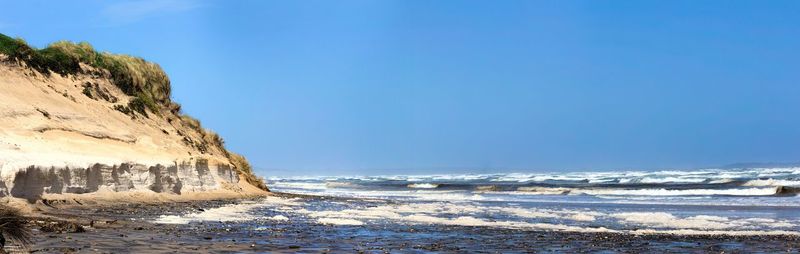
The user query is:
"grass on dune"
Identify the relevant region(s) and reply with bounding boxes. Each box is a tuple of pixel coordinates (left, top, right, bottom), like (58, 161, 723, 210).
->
(0, 34, 168, 114)
(229, 153, 269, 191)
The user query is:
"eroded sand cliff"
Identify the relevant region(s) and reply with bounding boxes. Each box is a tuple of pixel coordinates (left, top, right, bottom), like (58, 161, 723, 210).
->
(0, 42, 267, 202)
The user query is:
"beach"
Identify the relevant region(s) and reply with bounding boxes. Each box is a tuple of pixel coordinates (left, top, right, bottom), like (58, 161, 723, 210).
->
(20, 193, 800, 253)
(21, 166, 800, 254)
(4, 2, 798, 252)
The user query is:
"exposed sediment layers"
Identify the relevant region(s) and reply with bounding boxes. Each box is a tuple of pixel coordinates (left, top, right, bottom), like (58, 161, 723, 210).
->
(0, 38, 267, 201)
(4, 159, 242, 202)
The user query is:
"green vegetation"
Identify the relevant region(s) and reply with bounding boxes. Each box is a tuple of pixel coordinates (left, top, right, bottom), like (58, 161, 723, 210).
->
(177, 113, 268, 190)
(180, 114, 202, 132)
(1, 33, 268, 191)
(82, 86, 93, 99)
(0, 35, 80, 75)
(0, 34, 170, 115)
(46, 41, 171, 107)
(229, 153, 269, 191)
(113, 104, 133, 115)
(1, 33, 168, 117)
(199, 128, 226, 151)
(127, 97, 150, 117)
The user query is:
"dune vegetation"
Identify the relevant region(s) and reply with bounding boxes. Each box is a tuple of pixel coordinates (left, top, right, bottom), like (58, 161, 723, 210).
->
(0, 205, 31, 250)
(0, 34, 167, 114)
(0, 33, 267, 191)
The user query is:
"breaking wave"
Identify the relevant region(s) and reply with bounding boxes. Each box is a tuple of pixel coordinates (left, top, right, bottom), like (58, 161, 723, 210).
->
(269, 167, 800, 197)
(407, 183, 440, 189)
(743, 179, 800, 187)
(257, 167, 800, 235)
(514, 186, 780, 196)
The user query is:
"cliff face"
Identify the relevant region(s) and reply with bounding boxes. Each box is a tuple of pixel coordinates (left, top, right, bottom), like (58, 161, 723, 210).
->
(0, 34, 267, 201)
(9, 160, 241, 202)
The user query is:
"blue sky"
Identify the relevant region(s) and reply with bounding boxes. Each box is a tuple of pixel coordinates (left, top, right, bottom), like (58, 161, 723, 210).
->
(3, 1, 800, 176)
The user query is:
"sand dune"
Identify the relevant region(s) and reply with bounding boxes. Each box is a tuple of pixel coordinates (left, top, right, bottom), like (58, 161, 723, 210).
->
(0, 57, 266, 201)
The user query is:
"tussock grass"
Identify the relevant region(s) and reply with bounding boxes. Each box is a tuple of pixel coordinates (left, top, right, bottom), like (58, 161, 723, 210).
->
(180, 114, 202, 132)
(0, 205, 32, 250)
(0, 35, 81, 75)
(0, 35, 36, 64)
(204, 130, 225, 150)
(46, 41, 170, 115)
(229, 153, 269, 191)
(127, 97, 150, 117)
(1, 35, 170, 114)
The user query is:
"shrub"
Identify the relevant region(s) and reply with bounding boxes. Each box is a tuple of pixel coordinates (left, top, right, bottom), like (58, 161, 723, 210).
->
(0, 34, 79, 75)
(127, 97, 150, 117)
(82, 86, 94, 99)
(113, 104, 132, 115)
(33, 47, 81, 74)
(0, 34, 35, 63)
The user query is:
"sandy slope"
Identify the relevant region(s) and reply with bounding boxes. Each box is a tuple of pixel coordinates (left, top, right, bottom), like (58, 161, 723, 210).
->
(0, 57, 266, 200)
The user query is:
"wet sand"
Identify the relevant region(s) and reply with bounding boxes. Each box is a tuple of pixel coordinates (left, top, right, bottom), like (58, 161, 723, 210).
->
(21, 193, 800, 253)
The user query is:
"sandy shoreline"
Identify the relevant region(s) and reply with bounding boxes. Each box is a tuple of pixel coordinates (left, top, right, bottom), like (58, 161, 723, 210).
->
(6, 192, 795, 253)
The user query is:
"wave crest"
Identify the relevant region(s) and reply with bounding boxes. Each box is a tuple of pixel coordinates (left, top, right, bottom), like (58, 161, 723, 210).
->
(515, 187, 780, 196)
(408, 183, 440, 189)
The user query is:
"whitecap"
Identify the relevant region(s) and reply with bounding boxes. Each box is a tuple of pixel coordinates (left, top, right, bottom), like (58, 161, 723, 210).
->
(743, 179, 800, 187)
(407, 183, 440, 189)
(513, 187, 778, 196)
(269, 181, 328, 190)
(639, 177, 708, 184)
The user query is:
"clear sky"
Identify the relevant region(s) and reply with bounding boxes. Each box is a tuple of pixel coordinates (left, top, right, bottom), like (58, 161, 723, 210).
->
(3, 1, 800, 176)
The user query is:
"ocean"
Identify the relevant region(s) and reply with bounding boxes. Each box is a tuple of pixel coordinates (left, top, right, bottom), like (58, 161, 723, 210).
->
(150, 167, 800, 251)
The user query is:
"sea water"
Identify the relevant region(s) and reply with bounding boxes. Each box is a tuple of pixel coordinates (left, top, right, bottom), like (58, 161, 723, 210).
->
(157, 167, 800, 235)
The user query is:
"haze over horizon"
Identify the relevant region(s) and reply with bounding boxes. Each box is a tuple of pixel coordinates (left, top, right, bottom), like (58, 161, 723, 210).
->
(4, 0, 800, 176)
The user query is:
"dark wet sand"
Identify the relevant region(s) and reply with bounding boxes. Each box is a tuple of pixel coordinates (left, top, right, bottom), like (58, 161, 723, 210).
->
(21, 193, 800, 253)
